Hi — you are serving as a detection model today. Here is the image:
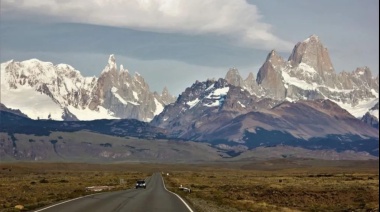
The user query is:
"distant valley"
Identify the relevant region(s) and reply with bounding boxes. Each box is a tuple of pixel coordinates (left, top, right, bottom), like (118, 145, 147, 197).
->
(0, 109, 378, 161)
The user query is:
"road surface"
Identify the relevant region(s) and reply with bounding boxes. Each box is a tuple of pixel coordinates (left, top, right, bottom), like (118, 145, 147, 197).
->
(35, 173, 193, 212)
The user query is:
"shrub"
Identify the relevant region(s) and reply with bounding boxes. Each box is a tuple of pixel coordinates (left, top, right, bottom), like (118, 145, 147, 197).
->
(39, 179, 49, 183)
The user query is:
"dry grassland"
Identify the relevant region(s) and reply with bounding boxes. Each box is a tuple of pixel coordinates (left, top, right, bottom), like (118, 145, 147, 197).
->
(0, 160, 378, 212)
(0, 163, 153, 211)
(164, 160, 379, 212)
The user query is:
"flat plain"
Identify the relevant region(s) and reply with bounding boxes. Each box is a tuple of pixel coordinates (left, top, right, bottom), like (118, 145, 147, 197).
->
(0, 159, 378, 212)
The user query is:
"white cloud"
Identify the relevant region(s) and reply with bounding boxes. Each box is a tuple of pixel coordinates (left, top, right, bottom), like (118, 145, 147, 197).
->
(2, 0, 292, 51)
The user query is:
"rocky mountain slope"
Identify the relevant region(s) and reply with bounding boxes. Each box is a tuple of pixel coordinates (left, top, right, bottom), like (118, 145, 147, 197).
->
(1, 35, 378, 159)
(361, 103, 379, 128)
(0, 109, 167, 139)
(0, 110, 376, 161)
(1, 55, 175, 121)
(150, 35, 379, 156)
(225, 35, 379, 122)
(152, 78, 378, 157)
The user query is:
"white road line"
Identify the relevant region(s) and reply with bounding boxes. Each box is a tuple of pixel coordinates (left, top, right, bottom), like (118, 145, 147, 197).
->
(35, 174, 190, 212)
(34, 193, 98, 212)
(160, 173, 194, 212)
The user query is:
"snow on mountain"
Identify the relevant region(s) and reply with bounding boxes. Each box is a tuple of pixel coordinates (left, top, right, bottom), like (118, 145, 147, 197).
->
(332, 98, 378, 118)
(2, 35, 377, 124)
(151, 78, 275, 137)
(152, 77, 378, 149)
(66, 105, 116, 120)
(1, 83, 65, 120)
(186, 98, 200, 109)
(1, 55, 175, 121)
(1, 58, 102, 120)
(153, 98, 164, 116)
(225, 35, 379, 119)
(361, 103, 379, 128)
(203, 87, 229, 107)
(369, 109, 379, 120)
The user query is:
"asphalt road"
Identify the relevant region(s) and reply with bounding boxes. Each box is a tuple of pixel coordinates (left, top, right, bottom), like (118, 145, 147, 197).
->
(35, 173, 193, 212)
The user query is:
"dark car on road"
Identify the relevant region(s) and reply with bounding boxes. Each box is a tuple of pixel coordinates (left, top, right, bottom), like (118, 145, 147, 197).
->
(135, 180, 146, 189)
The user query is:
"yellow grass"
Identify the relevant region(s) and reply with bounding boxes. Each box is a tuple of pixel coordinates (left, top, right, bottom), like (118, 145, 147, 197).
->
(0, 160, 378, 212)
(0, 163, 150, 211)
(163, 162, 379, 212)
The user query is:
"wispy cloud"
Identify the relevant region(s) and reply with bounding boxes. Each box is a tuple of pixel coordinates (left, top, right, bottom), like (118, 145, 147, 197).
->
(1, 0, 293, 51)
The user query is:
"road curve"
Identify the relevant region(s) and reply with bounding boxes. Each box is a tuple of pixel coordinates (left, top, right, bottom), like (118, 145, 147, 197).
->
(35, 173, 192, 212)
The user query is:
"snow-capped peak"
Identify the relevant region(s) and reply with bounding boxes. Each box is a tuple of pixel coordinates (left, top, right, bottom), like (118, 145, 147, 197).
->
(269, 49, 277, 56)
(56, 63, 75, 70)
(1, 55, 176, 122)
(303, 34, 319, 43)
(108, 54, 116, 69)
(108, 54, 115, 64)
(101, 54, 118, 74)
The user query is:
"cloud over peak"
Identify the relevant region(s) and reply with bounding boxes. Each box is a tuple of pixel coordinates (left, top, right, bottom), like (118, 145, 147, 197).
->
(2, 0, 292, 51)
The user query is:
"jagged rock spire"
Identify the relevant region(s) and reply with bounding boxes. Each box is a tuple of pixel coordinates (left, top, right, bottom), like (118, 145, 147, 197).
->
(256, 49, 287, 99)
(225, 68, 244, 87)
(288, 35, 334, 76)
(245, 72, 255, 82)
(160, 86, 176, 105)
(108, 54, 117, 70)
(162, 86, 169, 96)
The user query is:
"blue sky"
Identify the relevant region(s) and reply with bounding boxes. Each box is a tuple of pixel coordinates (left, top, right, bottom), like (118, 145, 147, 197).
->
(1, 0, 378, 95)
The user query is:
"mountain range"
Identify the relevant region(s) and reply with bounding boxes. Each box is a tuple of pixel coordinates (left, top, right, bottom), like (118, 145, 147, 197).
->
(0, 35, 379, 161)
(225, 35, 378, 120)
(1, 55, 175, 122)
(0, 109, 377, 161)
(151, 35, 378, 155)
(1, 35, 378, 123)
